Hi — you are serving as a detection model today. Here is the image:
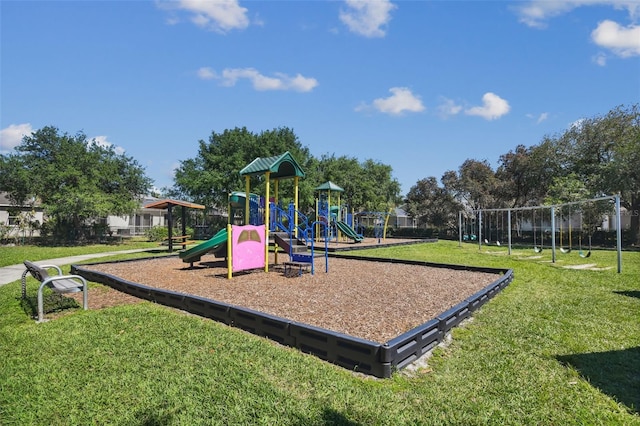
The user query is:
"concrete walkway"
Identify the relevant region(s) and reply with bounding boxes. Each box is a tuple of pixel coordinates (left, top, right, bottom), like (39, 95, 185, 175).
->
(0, 249, 153, 286)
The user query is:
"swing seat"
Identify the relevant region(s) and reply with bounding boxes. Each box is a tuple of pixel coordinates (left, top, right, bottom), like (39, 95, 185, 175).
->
(484, 239, 489, 244)
(579, 251, 591, 258)
(534, 247, 543, 253)
(560, 247, 572, 254)
(496, 241, 501, 246)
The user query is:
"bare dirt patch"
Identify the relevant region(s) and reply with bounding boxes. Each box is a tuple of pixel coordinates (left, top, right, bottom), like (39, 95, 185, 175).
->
(79, 250, 500, 344)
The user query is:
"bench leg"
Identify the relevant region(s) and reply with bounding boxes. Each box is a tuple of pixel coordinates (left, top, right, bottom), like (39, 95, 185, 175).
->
(82, 279, 88, 311)
(36, 278, 88, 323)
(37, 282, 47, 323)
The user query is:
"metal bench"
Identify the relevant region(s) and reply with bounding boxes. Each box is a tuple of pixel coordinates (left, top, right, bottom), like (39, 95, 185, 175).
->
(22, 260, 88, 323)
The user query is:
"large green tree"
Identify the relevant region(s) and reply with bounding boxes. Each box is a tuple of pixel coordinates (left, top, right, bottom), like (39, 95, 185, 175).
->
(312, 154, 401, 212)
(173, 127, 315, 210)
(442, 159, 497, 210)
(0, 126, 152, 241)
(555, 104, 640, 243)
(406, 104, 639, 244)
(405, 177, 459, 229)
(174, 128, 402, 215)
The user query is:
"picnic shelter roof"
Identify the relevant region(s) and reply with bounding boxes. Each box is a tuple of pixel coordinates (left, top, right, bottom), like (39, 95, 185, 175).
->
(143, 199, 205, 210)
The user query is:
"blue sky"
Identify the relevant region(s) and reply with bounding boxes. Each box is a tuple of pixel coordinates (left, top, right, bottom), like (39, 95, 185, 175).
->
(1, 1, 639, 195)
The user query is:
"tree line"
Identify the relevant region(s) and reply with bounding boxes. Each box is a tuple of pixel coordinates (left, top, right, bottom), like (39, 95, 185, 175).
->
(168, 126, 402, 214)
(1, 104, 637, 244)
(404, 104, 639, 244)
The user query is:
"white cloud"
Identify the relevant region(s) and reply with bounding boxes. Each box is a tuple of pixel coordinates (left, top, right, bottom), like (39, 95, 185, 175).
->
(536, 112, 549, 123)
(592, 52, 609, 65)
(514, 1, 640, 28)
(158, 0, 249, 33)
(92, 136, 126, 155)
(340, 0, 397, 38)
(465, 92, 510, 120)
(437, 97, 463, 119)
(197, 67, 217, 80)
(0, 123, 33, 152)
(358, 87, 425, 116)
(201, 67, 318, 92)
(526, 112, 549, 123)
(591, 20, 640, 57)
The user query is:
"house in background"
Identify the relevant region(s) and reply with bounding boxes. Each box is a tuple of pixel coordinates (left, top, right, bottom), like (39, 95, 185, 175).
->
(106, 196, 167, 236)
(390, 206, 416, 228)
(0, 193, 169, 239)
(0, 192, 45, 238)
(0, 192, 222, 240)
(107, 197, 222, 237)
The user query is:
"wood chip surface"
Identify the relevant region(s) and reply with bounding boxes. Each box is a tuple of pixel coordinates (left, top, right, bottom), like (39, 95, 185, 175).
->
(81, 244, 499, 344)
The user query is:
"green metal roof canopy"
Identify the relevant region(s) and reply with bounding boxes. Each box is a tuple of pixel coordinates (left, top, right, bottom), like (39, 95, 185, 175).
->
(315, 181, 344, 192)
(239, 151, 305, 179)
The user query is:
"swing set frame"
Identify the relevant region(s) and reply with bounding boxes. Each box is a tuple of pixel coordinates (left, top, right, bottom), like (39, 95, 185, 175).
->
(458, 194, 623, 273)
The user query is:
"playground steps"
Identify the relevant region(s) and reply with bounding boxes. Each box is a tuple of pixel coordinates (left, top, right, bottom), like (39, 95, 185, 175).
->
(271, 232, 308, 254)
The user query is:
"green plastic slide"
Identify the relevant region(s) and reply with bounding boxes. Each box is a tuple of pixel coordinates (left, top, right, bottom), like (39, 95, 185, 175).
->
(179, 228, 228, 264)
(335, 221, 364, 242)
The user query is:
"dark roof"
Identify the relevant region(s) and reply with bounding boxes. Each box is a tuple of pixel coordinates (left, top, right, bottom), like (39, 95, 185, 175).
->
(143, 199, 205, 210)
(239, 151, 305, 179)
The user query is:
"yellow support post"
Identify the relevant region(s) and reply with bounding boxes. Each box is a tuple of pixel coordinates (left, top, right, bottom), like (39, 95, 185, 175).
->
(244, 176, 250, 225)
(315, 198, 319, 242)
(273, 179, 279, 265)
(227, 223, 232, 279)
(264, 172, 271, 273)
(383, 207, 393, 241)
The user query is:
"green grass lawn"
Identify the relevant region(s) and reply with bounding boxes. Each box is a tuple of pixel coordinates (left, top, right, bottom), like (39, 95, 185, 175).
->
(0, 239, 161, 268)
(1, 240, 638, 425)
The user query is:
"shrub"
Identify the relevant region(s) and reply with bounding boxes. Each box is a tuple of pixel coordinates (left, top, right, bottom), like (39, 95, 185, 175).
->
(392, 227, 438, 238)
(145, 226, 168, 242)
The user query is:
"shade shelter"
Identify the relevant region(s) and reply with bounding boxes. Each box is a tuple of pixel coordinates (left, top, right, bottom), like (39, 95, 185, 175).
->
(239, 151, 305, 272)
(315, 181, 345, 240)
(315, 181, 345, 219)
(143, 199, 205, 252)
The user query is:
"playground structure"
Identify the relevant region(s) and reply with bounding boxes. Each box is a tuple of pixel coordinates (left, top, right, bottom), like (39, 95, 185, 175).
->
(66, 155, 520, 378)
(354, 210, 392, 242)
(179, 152, 329, 277)
(459, 195, 623, 273)
(315, 181, 364, 243)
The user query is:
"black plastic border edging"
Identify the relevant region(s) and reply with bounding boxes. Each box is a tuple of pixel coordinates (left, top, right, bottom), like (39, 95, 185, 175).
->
(72, 258, 513, 378)
(311, 238, 438, 252)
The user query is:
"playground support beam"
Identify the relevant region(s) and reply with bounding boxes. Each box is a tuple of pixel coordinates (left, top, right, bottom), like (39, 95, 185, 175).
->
(478, 210, 483, 251)
(227, 224, 232, 280)
(507, 209, 512, 256)
(244, 176, 250, 225)
(264, 172, 270, 273)
(458, 211, 462, 248)
(616, 194, 622, 273)
(551, 206, 556, 263)
(294, 176, 299, 238)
